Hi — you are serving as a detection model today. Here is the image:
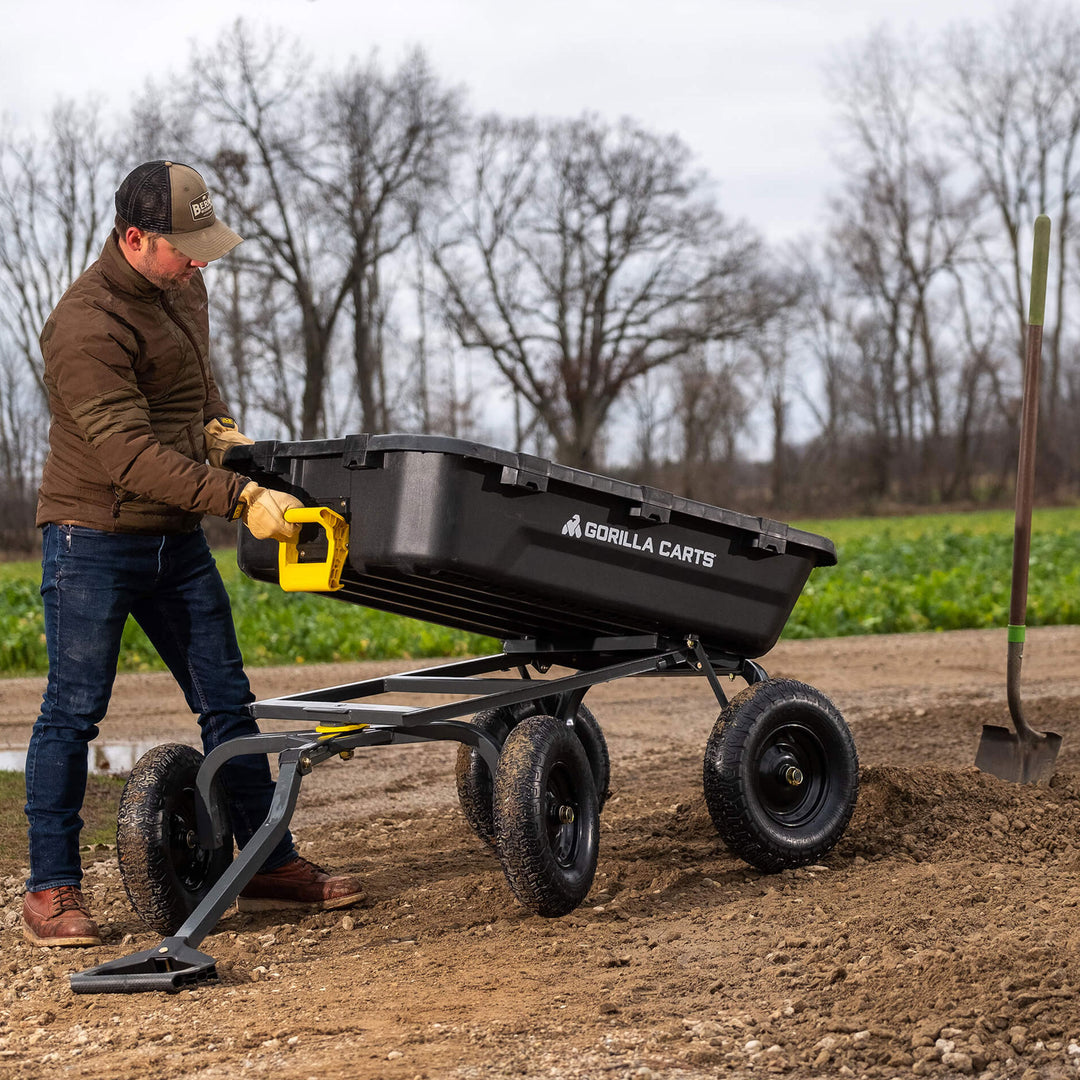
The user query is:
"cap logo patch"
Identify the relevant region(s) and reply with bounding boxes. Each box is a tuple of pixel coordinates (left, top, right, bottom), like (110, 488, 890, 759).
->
(190, 191, 214, 221)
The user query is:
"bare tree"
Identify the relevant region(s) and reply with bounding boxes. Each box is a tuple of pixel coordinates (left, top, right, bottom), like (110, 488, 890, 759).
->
(667, 344, 751, 504)
(0, 101, 117, 403)
(319, 48, 465, 432)
(796, 253, 859, 465)
(136, 26, 468, 442)
(151, 20, 355, 438)
(625, 368, 668, 479)
(942, 3, 1080, 488)
(940, 255, 1011, 499)
(431, 113, 770, 468)
(825, 27, 979, 500)
(0, 101, 118, 535)
(742, 268, 808, 507)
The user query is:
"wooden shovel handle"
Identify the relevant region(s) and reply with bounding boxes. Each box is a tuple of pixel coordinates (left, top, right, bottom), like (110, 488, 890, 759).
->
(1009, 215, 1051, 630)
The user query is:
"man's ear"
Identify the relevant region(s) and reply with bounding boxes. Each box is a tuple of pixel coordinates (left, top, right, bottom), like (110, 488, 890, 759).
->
(123, 226, 144, 251)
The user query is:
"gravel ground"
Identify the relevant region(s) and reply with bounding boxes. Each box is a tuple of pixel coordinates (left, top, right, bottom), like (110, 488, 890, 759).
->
(2, 626, 1080, 1079)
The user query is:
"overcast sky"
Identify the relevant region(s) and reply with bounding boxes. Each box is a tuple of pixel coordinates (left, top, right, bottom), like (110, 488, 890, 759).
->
(7, 0, 1001, 246)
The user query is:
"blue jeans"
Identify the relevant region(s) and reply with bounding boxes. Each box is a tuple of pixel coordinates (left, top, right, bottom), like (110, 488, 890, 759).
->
(25, 523, 295, 892)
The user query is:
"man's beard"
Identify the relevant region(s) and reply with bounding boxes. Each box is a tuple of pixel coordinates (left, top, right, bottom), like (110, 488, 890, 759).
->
(143, 265, 196, 291)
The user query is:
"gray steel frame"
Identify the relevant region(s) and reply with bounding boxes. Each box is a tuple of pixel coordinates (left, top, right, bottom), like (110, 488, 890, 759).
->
(69, 636, 766, 993)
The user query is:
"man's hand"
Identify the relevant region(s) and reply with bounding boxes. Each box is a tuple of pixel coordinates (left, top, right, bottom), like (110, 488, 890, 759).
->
(204, 417, 254, 468)
(236, 482, 304, 543)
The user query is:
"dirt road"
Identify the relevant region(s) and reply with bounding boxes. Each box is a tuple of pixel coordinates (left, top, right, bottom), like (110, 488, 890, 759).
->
(3, 626, 1080, 1078)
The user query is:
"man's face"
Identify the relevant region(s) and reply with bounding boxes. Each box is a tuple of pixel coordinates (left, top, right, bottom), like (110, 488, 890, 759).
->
(127, 232, 208, 290)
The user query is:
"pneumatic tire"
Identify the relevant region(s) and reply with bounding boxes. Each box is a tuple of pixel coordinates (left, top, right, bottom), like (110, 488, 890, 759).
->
(456, 702, 610, 848)
(703, 679, 858, 872)
(493, 715, 599, 917)
(569, 704, 611, 809)
(116, 743, 232, 935)
(455, 707, 515, 848)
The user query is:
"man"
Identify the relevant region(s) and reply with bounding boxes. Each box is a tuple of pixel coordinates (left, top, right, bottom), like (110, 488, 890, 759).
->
(24, 160, 363, 948)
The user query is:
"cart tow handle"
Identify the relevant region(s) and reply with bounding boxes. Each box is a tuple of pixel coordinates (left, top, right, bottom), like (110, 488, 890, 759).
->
(278, 506, 349, 592)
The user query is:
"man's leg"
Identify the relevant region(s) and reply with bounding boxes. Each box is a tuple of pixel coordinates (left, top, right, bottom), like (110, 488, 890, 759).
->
(130, 528, 295, 868)
(23, 525, 138, 945)
(133, 528, 363, 911)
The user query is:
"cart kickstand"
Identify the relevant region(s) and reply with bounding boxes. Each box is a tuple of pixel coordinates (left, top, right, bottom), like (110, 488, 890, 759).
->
(687, 638, 729, 708)
(687, 640, 769, 708)
(70, 750, 308, 994)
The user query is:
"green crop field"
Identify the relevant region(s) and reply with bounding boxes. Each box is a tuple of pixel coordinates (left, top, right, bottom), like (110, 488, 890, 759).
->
(786, 507, 1080, 638)
(2, 506, 1079, 677)
(0, 557, 497, 677)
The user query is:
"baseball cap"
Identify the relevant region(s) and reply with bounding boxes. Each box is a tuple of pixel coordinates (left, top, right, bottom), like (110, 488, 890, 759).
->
(115, 160, 243, 262)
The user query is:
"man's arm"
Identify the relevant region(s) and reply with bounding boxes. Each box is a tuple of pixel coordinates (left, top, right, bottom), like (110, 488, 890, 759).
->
(41, 308, 245, 519)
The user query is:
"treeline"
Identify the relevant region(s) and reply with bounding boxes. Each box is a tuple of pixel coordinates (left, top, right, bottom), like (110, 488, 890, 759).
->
(3, 5, 1080, 551)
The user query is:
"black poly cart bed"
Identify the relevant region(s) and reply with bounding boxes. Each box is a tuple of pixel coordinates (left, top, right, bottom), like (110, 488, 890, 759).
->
(73, 434, 858, 993)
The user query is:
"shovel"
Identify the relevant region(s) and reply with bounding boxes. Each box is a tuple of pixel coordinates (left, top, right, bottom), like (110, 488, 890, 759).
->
(975, 214, 1063, 783)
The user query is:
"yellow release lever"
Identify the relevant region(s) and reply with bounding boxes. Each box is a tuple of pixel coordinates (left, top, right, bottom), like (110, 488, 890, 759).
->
(277, 507, 349, 592)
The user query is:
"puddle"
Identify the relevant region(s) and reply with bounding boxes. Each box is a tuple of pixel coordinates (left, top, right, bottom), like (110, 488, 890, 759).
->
(0, 740, 176, 775)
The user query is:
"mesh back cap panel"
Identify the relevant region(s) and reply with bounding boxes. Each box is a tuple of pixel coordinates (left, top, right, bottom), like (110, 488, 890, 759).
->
(115, 160, 243, 262)
(115, 162, 173, 232)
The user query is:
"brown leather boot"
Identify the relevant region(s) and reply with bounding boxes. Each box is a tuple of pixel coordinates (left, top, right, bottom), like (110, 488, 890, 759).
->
(237, 855, 364, 912)
(23, 886, 102, 947)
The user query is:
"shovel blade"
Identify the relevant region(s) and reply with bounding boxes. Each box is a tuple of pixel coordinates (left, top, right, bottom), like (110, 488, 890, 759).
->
(975, 724, 1063, 784)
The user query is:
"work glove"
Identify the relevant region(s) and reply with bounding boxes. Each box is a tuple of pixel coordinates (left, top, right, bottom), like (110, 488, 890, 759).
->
(204, 416, 254, 468)
(235, 481, 304, 543)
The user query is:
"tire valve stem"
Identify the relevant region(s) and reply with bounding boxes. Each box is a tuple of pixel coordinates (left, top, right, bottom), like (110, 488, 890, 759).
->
(558, 805, 576, 824)
(783, 766, 804, 787)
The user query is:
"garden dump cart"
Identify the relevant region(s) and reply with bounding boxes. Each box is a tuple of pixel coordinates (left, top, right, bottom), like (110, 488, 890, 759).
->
(71, 434, 858, 994)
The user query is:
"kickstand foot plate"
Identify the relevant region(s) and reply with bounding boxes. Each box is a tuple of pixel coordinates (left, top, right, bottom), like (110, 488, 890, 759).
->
(69, 937, 218, 994)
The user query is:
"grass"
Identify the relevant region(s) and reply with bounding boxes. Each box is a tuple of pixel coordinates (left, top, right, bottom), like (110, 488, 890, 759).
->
(0, 771, 125, 870)
(786, 506, 1080, 638)
(0, 554, 497, 677)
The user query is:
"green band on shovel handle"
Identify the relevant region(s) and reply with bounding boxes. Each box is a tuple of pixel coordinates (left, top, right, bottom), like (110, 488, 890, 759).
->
(1029, 215, 1051, 326)
(1008, 624, 1026, 643)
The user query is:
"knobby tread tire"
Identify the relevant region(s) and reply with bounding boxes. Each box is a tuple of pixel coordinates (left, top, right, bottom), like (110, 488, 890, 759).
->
(455, 703, 610, 848)
(493, 715, 599, 917)
(703, 679, 858, 873)
(455, 708, 514, 848)
(116, 743, 232, 935)
(570, 704, 611, 810)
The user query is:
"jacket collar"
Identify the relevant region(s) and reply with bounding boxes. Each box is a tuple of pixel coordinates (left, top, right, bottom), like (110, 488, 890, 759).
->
(99, 231, 163, 301)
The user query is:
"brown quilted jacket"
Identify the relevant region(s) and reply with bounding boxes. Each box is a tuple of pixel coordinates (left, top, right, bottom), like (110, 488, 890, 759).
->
(35, 232, 247, 532)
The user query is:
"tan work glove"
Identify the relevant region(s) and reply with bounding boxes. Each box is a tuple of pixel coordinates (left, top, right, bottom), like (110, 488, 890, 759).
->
(204, 417, 255, 468)
(235, 481, 304, 543)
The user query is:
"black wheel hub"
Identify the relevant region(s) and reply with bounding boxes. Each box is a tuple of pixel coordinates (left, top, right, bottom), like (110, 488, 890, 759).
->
(166, 788, 213, 890)
(544, 764, 580, 867)
(755, 723, 829, 826)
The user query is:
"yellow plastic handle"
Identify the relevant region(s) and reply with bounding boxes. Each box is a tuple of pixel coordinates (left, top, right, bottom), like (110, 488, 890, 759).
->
(277, 507, 349, 592)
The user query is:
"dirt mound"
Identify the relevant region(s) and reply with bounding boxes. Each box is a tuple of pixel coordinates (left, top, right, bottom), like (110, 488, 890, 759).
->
(848, 763, 1080, 865)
